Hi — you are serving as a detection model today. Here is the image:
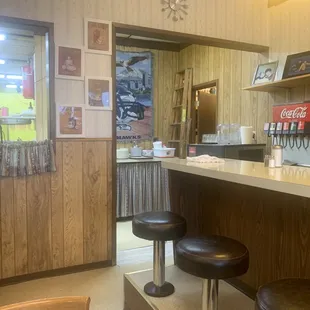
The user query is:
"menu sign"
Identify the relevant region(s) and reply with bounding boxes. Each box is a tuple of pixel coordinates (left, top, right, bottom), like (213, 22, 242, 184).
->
(273, 103, 310, 122)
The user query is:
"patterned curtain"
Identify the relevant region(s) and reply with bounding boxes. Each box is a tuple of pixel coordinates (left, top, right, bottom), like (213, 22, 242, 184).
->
(0, 140, 56, 177)
(117, 162, 170, 218)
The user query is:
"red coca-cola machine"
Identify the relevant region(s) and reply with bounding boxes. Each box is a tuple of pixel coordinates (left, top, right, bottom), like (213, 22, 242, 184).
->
(264, 102, 310, 154)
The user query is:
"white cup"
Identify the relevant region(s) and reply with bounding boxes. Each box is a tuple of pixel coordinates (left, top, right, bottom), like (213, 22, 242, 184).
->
(153, 141, 163, 149)
(240, 126, 253, 144)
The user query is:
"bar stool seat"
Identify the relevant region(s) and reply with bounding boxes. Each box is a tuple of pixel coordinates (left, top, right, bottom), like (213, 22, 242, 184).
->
(176, 236, 249, 310)
(256, 279, 310, 310)
(132, 211, 186, 298)
(133, 211, 186, 241)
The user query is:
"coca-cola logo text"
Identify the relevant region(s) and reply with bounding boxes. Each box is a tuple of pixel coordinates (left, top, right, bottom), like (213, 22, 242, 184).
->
(280, 107, 308, 119)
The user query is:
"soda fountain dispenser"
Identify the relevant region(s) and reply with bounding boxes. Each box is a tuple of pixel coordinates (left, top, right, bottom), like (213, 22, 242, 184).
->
(297, 121, 310, 149)
(282, 122, 290, 148)
(275, 122, 283, 145)
(289, 121, 298, 149)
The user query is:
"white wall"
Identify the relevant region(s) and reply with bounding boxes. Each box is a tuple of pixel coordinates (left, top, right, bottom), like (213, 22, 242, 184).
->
(0, 0, 269, 138)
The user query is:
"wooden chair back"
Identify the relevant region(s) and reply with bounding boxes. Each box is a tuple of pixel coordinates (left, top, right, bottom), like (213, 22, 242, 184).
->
(0, 296, 90, 310)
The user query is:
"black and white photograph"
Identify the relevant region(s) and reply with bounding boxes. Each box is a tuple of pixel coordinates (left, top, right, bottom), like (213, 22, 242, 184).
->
(252, 61, 278, 85)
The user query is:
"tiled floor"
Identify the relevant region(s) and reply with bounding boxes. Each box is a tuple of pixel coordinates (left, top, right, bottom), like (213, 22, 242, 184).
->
(0, 244, 253, 310)
(0, 245, 172, 310)
(117, 221, 152, 251)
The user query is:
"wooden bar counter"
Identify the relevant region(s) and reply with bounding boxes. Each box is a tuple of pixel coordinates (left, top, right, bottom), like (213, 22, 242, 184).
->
(162, 158, 310, 296)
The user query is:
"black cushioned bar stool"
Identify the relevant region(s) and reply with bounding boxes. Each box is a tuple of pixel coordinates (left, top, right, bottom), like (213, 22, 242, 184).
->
(256, 278, 310, 310)
(132, 211, 186, 297)
(176, 236, 249, 310)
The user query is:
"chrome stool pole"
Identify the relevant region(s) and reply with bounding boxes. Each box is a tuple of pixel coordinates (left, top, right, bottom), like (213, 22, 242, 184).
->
(202, 279, 219, 310)
(153, 241, 165, 287)
(144, 241, 175, 297)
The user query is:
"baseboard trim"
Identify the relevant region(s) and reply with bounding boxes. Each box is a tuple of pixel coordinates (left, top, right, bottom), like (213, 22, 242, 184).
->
(0, 260, 112, 287)
(225, 278, 257, 300)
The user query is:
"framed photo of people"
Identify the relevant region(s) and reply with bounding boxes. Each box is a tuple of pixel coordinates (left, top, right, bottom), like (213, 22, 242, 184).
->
(84, 18, 112, 55)
(55, 45, 84, 80)
(252, 61, 278, 85)
(85, 77, 112, 110)
(282, 51, 310, 79)
(56, 104, 85, 138)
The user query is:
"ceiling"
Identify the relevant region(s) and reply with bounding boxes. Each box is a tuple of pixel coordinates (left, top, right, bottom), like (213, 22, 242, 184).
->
(0, 26, 35, 85)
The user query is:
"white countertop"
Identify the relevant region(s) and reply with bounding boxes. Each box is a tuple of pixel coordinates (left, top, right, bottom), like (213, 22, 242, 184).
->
(161, 158, 310, 198)
(117, 158, 162, 164)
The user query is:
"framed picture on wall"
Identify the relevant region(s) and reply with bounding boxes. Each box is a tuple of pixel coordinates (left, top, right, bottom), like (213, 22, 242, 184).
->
(84, 18, 112, 55)
(56, 45, 84, 80)
(282, 51, 310, 79)
(85, 77, 112, 110)
(56, 104, 85, 137)
(252, 61, 278, 85)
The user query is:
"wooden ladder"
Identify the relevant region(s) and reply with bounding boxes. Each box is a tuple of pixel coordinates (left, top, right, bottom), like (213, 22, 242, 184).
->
(168, 68, 193, 158)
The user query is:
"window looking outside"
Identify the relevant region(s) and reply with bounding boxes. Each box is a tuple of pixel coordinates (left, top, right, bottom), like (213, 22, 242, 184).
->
(0, 25, 49, 141)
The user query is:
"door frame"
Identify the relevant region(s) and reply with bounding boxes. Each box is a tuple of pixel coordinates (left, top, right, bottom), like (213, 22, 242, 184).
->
(191, 80, 219, 144)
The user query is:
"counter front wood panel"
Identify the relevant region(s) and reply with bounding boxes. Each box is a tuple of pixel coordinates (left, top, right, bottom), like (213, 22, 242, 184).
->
(169, 170, 310, 290)
(0, 139, 113, 281)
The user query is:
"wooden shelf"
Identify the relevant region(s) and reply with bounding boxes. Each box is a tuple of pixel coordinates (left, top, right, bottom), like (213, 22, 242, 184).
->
(168, 140, 180, 143)
(243, 73, 310, 92)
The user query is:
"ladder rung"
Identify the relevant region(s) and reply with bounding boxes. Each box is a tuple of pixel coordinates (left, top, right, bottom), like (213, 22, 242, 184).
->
(175, 86, 184, 91)
(168, 140, 181, 143)
(173, 105, 183, 109)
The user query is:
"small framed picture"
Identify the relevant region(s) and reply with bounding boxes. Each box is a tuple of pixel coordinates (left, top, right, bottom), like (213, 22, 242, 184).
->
(252, 61, 278, 85)
(85, 77, 112, 110)
(84, 18, 112, 55)
(56, 45, 84, 80)
(56, 105, 85, 137)
(282, 51, 310, 79)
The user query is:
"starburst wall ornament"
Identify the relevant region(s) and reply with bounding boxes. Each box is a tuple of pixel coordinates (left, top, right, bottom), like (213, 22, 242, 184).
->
(161, 0, 189, 22)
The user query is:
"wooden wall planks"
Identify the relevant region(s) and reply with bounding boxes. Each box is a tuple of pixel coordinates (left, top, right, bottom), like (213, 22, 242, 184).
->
(0, 0, 267, 46)
(179, 45, 271, 143)
(51, 142, 64, 269)
(26, 174, 52, 273)
(116, 45, 179, 148)
(1, 179, 15, 278)
(0, 139, 112, 281)
(269, 1, 310, 105)
(83, 142, 108, 263)
(13, 178, 28, 276)
(63, 142, 83, 267)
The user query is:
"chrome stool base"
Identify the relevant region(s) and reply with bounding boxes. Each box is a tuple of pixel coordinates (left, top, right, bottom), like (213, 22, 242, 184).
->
(144, 240, 175, 298)
(144, 281, 175, 297)
(202, 279, 219, 310)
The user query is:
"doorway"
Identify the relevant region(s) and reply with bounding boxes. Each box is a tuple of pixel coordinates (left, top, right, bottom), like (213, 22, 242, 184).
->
(191, 81, 218, 144)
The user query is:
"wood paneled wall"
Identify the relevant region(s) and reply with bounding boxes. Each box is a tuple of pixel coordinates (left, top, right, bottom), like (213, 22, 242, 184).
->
(0, 139, 112, 280)
(116, 45, 178, 149)
(179, 45, 271, 143)
(0, 0, 268, 46)
(269, 0, 310, 105)
(169, 170, 310, 291)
